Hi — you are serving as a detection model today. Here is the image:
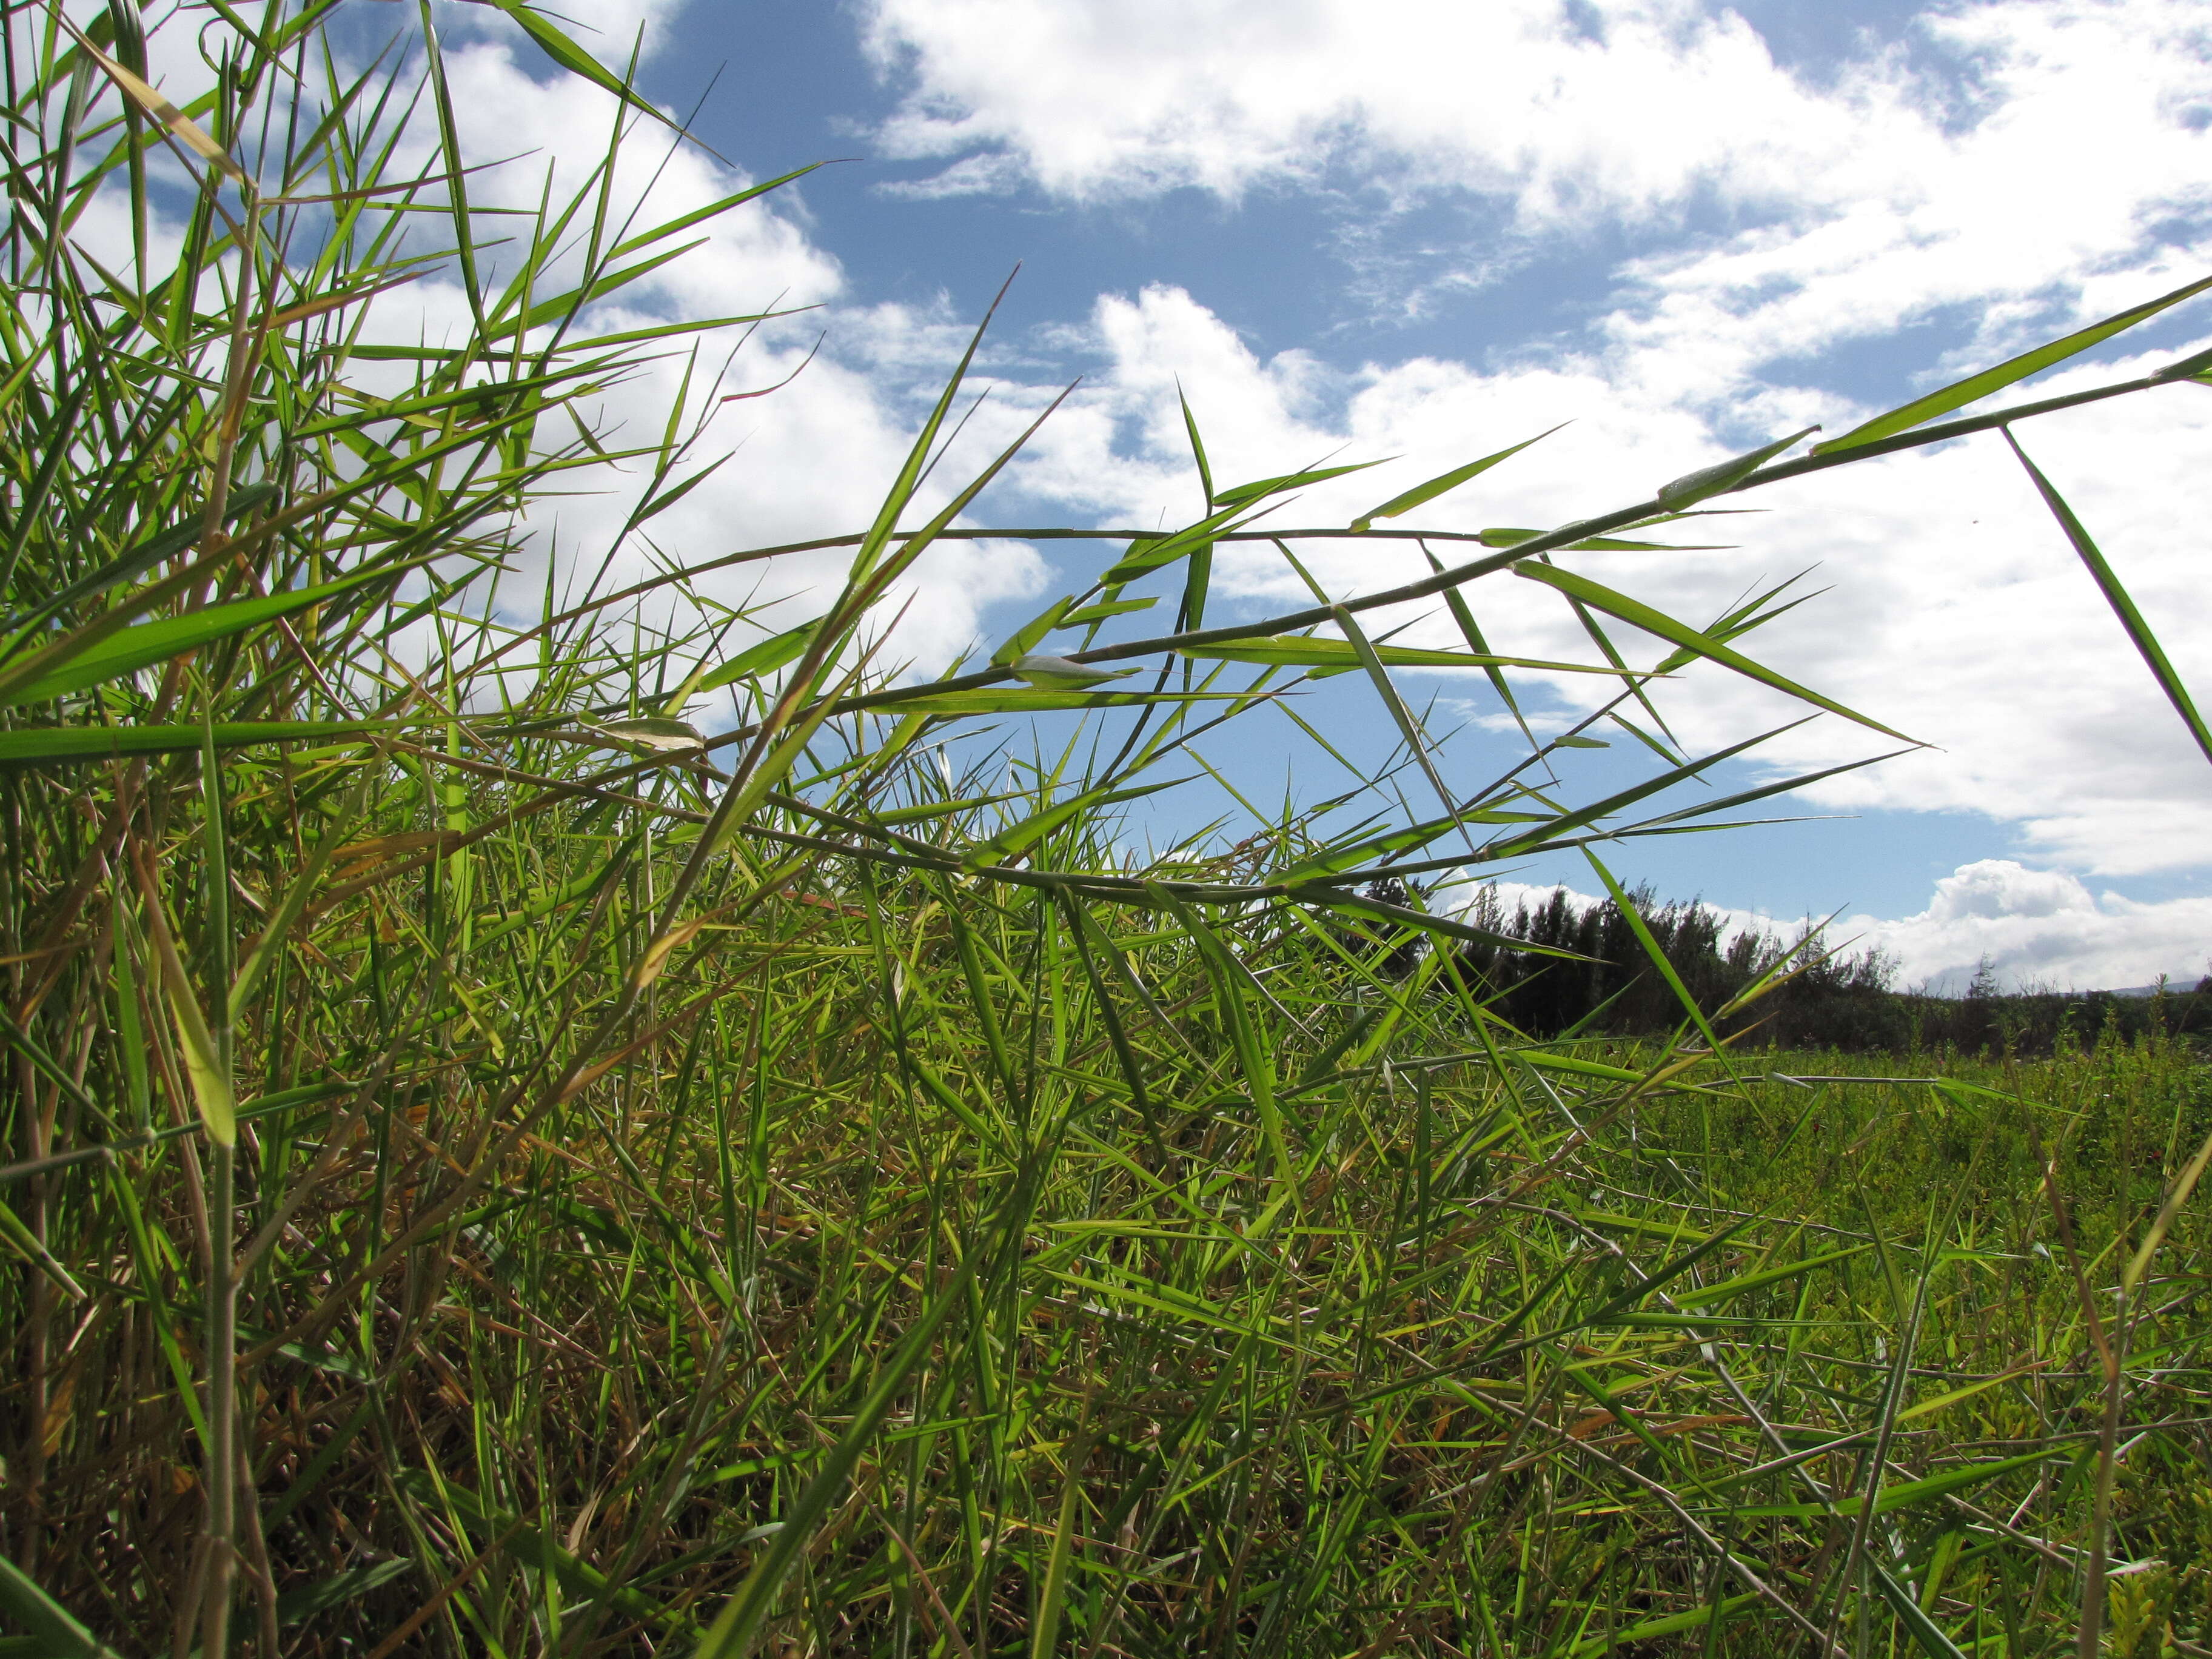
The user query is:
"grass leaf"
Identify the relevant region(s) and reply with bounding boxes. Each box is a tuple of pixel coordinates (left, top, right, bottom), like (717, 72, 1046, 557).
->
(2003, 428, 2212, 769)
(1815, 272, 2212, 454)
(1350, 425, 1563, 532)
(1513, 560, 1913, 740)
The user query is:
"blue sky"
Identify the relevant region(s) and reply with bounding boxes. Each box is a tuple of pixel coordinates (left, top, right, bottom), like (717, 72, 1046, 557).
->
(328, 0, 2212, 989)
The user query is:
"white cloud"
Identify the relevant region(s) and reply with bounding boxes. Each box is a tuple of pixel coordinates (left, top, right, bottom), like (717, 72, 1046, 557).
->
(320, 4, 1049, 674)
(1849, 859, 2212, 991)
(848, 2, 2212, 861)
(866, 0, 2212, 374)
(306, 1, 2212, 811)
(863, 0, 1904, 214)
(342, 0, 2209, 1001)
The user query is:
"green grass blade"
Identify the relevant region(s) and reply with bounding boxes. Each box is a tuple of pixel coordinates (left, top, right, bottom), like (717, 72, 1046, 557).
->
(1657, 427, 1819, 508)
(1870, 1561, 1972, 1659)
(695, 618, 824, 694)
(1, 484, 277, 646)
(691, 1168, 1036, 1659)
(0, 1193, 88, 1299)
(858, 688, 1244, 716)
(1350, 424, 1563, 532)
(1580, 848, 1720, 1050)
(1, 565, 404, 706)
(605, 163, 826, 261)
(1814, 272, 2212, 454)
(477, 0, 722, 156)
(0, 1558, 124, 1659)
(1145, 884, 1290, 1189)
(1179, 383, 1215, 508)
(0, 720, 407, 764)
(1734, 1447, 2060, 1520)
(1513, 560, 1913, 741)
(2002, 427, 2212, 769)
(1212, 458, 1384, 509)
(1177, 636, 1631, 675)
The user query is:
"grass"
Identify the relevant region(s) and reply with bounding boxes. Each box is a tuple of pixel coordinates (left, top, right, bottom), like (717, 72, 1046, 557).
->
(2, 4, 2211, 1657)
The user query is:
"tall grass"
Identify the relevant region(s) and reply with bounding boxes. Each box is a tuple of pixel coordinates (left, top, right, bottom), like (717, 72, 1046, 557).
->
(1, 5, 2210, 1655)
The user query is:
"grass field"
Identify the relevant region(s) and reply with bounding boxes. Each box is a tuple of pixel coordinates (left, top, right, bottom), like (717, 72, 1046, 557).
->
(4, 5, 2212, 1656)
(16, 841, 2212, 1658)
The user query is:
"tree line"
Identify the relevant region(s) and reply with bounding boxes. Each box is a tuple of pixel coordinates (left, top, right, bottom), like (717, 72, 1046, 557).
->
(1364, 880, 2212, 1054)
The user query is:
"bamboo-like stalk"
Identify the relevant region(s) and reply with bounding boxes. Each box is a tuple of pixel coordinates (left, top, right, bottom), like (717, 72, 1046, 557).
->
(199, 1139, 236, 1659)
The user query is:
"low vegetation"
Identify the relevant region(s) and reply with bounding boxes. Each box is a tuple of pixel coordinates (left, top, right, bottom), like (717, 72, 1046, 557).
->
(2, 6, 2210, 1657)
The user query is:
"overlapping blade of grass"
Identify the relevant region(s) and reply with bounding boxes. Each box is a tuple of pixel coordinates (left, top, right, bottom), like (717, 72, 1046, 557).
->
(2002, 428, 2212, 770)
(1812, 273, 2212, 455)
(2, 5, 2208, 1658)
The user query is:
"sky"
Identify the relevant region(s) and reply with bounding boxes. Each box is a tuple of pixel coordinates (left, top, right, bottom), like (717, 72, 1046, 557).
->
(312, 0, 2212, 991)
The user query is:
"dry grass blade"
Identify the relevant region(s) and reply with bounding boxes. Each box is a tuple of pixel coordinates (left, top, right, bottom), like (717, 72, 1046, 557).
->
(57, 18, 247, 183)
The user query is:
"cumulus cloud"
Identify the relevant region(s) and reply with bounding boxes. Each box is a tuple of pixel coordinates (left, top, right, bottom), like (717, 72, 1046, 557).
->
(307, 0, 2207, 996)
(862, 0, 2212, 414)
(863, 0, 1908, 213)
(860, 0, 2212, 290)
(1852, 860, 2212, 992)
